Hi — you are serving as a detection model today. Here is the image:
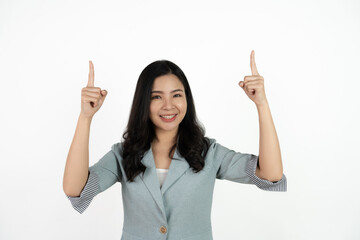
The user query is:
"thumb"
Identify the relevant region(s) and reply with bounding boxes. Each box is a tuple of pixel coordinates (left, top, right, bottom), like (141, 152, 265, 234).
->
(101, 89, 107, 97)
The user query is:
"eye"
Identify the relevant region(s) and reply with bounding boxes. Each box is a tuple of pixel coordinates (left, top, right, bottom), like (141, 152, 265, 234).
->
(174, 94, 182, 97)
(151, 95, 160, 100)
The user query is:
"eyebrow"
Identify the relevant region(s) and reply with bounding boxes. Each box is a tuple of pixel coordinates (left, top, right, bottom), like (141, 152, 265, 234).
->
(151, 89, 184, 94)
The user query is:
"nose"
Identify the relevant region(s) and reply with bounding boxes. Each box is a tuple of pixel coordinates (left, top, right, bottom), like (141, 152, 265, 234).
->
(162, 96, 175, 110)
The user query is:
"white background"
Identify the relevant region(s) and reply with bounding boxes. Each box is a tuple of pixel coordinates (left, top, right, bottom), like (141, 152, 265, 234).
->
(0, 0, 359, 239)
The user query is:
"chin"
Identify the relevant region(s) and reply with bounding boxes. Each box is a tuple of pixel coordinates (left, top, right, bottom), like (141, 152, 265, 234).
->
(158, 125, 179, 132)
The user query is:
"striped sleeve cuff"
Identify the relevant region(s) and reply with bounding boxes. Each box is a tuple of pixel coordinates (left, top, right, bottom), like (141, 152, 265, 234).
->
(245, 155, 287, 192)
(65, 169, 100, 214)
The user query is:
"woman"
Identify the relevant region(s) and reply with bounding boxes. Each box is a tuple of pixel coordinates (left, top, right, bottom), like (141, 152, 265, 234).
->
(63, 50, 287, 240)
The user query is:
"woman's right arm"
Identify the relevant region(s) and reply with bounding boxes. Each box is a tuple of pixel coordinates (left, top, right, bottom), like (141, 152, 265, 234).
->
(63, 60, 108, 197)
(62, 114, 92, 197)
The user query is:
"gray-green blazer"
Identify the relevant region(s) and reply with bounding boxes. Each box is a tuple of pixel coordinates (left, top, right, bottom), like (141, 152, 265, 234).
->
(66, 138, 287, 240)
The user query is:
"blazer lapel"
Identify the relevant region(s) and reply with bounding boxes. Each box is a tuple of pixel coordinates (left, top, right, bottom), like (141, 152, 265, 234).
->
(160, 149, 189, 195)
(140, 144, 190, 217)
(140, 147, 166, 218)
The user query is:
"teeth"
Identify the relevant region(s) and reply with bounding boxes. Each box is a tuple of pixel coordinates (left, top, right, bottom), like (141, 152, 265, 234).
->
(161, 114, 176, 119)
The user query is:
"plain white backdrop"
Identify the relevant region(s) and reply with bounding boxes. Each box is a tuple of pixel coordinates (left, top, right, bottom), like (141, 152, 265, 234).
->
(0, 0, 359, 239)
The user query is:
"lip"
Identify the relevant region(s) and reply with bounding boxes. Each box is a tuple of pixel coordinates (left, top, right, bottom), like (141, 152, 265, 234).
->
(160, 114, 177, 122)
(159, 114, 178, 116)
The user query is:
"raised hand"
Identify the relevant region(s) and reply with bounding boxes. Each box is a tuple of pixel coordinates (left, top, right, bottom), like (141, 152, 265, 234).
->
(80, 60, 108, 118)
(238, 50, 268, 106)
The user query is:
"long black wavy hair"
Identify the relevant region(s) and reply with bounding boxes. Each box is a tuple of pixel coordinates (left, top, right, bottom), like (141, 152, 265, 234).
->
(121, 60, 210, 182)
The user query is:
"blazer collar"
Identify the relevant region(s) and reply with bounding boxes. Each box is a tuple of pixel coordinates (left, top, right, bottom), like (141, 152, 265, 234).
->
(140, 143, 190, 219)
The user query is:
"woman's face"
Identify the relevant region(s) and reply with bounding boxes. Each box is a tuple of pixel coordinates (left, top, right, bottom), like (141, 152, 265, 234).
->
(149, 74, 187, 135)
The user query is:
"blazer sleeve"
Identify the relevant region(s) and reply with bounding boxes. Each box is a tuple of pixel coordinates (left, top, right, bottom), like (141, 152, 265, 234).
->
(65, 143, 122, 214)
(212, 141, 287, 192)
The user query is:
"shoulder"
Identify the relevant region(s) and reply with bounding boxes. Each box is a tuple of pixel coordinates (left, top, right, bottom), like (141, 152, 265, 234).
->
(202, 137, 224, 170)
(204, 137, 219, 152)
(204, 137, 237, 169)
(203, 137, 219, 160)
(110, 141, 124, 156)
(209, 137, 217, 146)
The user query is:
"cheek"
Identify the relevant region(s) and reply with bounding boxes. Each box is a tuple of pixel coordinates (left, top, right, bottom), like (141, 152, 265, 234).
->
(149, 104, 158, 116)
(179, 101, 187, 114)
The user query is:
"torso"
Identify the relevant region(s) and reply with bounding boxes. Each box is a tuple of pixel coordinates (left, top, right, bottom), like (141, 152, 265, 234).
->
(152, 144, 175, 169)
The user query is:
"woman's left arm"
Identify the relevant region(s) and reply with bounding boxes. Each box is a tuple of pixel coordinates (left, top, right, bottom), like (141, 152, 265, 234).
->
(239, 50, 284, 182)
(256, 102, 283, 182)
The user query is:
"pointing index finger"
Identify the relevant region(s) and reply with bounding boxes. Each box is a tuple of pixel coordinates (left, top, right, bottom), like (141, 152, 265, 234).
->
(87, 60, 94, 87)
(250, 50, 260, 76)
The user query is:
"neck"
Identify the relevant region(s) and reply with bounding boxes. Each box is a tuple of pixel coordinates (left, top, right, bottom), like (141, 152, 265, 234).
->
(152, 128, 178, 146)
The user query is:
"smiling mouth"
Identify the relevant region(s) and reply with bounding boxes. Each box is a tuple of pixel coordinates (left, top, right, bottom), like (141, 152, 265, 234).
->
(160, 114, 177, 119)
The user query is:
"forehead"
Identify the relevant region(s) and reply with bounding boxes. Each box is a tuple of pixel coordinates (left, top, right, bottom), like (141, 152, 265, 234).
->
(152, 74, 184, 91)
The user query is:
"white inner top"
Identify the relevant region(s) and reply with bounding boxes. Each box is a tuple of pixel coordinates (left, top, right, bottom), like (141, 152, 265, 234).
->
(156, 168, 169, 188)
